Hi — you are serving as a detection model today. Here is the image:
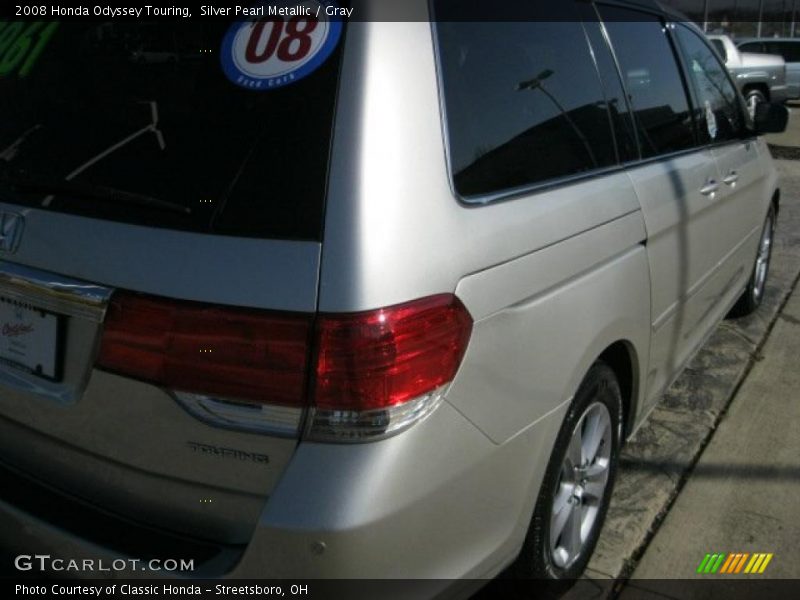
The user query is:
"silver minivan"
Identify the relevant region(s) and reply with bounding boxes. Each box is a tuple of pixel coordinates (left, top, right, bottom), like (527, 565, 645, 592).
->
(0, 0, 788, 592)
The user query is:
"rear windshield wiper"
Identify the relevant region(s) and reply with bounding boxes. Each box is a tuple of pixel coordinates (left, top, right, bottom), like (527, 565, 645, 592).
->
(0, 177, 191, 215)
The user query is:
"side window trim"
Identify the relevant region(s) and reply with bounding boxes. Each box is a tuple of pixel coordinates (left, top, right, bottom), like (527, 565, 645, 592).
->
(663, 22, 706, 148)
(429, 19, 460, 204)
(662, 21, 704, 149)
(587, 1, 643, 161)
(579, 19, 622, 165)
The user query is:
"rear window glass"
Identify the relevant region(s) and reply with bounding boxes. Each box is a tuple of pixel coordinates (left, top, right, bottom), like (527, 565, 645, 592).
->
(0, 20, 346, 241)
(768, 41, 800, 62)
(737, 42, 762, 54)
(739, 41, 800, 62)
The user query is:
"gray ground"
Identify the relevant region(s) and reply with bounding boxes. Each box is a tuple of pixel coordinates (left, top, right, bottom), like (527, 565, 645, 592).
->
(627, 260, 800, 584)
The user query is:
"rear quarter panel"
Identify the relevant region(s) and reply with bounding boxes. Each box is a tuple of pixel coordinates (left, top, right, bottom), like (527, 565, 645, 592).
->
(321, 20, 652, 444)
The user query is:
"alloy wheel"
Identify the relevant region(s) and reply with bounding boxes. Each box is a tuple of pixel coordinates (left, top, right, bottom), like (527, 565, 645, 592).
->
(549, 401, 612, 569)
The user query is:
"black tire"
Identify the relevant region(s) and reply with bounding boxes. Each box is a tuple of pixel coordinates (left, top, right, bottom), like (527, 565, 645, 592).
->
(745, 88, 767, 119)
(512, 362, 622, 594)
(730, 206, 776, 317)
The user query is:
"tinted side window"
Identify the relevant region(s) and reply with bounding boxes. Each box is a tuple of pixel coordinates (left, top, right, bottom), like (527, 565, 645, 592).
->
(581, 19, 639, 162)
(787, 42, 800, 62)
(435, 18, 618, 197)
(769, 41, 800, 62)
(675, 26, 744, 144)
(737, 41, 763, 55)
(711, 39, 728, 62)
(599, 7, 697, 158)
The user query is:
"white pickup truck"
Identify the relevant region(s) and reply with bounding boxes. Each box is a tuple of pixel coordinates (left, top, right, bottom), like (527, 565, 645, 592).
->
(708, 34, 789, 114)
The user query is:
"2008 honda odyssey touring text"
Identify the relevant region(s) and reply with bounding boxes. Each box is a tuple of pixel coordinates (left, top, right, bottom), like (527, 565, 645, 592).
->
(0, 0, 788, 593)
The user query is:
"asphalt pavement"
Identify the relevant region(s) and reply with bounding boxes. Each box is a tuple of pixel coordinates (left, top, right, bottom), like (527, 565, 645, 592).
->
(616, 124, 800, 593)
(625, 259, 800, 586)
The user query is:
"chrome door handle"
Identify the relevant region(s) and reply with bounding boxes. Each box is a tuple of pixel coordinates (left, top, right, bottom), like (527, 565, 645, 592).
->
(700, 180, 720, 196)
(723, 171, 739, 185)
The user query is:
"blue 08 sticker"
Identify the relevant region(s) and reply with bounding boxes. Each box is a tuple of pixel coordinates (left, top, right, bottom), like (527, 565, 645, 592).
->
(221, 0, 343, 90)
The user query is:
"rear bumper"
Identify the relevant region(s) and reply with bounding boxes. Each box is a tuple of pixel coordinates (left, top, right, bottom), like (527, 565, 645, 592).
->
(0, 458, 242, 578)
(0, 399, 566, 586)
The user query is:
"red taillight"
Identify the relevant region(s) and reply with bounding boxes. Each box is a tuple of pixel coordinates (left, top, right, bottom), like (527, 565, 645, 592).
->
(96, 291, 473, 440)
(312, 294, 473, 411)
(97, 292, 313, 407)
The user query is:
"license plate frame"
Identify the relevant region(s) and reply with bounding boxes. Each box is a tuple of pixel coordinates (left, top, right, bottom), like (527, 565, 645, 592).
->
(0, 296, 64, 382)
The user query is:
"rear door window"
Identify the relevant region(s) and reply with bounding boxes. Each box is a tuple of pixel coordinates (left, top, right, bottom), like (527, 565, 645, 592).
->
(0, 21, 346, 240)
(739, 40, 800, 62)
(768, 41, 800, 62)
(599, 6, 698, 158)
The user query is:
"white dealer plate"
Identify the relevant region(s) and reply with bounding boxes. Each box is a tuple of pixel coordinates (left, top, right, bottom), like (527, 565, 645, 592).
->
(0, 297, 60, 380)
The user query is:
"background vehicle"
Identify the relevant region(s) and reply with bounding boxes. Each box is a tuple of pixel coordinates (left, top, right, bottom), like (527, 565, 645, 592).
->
(0, 0, 786, 592)
(708, 34, 790, 114)
(737, 38, 800, 101)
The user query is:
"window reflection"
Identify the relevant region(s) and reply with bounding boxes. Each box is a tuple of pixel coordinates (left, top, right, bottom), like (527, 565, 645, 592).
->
(675, 24, 744, 143)
(600, 9, 697, 157)
(436, 21, 618, 197)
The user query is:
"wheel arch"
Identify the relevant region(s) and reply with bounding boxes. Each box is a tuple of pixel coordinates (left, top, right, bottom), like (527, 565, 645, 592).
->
(597, 340, 640, 442)
(742, 82, 770, 101)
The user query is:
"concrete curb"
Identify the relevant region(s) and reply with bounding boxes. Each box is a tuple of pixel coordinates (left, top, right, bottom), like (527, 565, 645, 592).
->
(573, 159, 800, 596)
